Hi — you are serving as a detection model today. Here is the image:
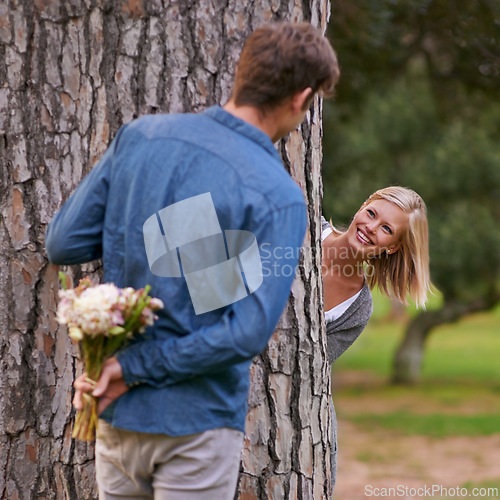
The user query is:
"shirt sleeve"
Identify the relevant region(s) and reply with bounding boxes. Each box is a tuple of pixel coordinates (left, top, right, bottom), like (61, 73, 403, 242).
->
(116, 203, 308, 388)
(45, 127, 125, 265)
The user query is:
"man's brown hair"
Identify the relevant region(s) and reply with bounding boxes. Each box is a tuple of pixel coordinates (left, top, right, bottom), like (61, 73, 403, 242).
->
(231, 22, 340, 111)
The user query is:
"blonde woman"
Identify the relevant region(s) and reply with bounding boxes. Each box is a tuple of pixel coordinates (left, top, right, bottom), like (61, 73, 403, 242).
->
(322, 186, 431, 492)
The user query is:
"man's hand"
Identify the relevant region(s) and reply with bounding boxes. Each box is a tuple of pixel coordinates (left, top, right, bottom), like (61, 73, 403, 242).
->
(73, 357, 129, 415)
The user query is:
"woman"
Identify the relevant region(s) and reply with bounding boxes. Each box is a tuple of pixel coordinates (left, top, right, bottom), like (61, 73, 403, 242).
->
(322, 186, 431, 491)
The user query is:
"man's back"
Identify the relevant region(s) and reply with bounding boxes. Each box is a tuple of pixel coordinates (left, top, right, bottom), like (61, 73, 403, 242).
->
(46, 105, 307, 436)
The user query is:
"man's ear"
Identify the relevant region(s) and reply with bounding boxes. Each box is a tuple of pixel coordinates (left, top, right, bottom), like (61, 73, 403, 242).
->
(291, 87, 313, 114)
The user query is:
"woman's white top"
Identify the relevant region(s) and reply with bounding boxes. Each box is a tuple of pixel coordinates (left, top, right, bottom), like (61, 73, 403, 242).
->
(321, 216, 362, 323)
(324, 289, 362, 323)
(321, 224, 333, 241)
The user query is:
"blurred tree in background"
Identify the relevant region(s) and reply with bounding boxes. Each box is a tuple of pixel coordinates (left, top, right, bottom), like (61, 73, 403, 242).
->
(323, 0, 500, 383)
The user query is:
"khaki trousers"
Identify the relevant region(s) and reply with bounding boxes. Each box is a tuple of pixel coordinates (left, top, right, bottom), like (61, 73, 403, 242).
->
(95, 420, 244, 500)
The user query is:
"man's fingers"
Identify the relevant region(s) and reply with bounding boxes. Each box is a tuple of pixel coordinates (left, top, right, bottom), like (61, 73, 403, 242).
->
(72, 358, 125, 413)
(73, 373, 95, 411)
(73, 373, 94, 393)
(92, 369, 110, 397)
(93, 357, 122, 397)
(73, 390, 84, 410)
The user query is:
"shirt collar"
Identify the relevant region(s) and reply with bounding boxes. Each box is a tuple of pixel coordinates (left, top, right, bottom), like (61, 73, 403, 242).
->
(203, 105, 282, 162)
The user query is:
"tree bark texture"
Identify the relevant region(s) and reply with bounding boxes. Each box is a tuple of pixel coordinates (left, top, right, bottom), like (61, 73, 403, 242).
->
(0, 1, 332, 498)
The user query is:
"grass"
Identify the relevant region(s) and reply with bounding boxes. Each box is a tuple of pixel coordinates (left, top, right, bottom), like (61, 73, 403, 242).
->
(423, 311, 500, 381)
(335, 290, 500, 383)
(333, 292, 500, 440)
(349, 412, 500, 438)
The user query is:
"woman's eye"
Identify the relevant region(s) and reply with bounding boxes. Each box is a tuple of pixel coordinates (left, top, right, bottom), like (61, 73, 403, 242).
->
(367, 209, 375, 217)
(383, 225, 393, 234)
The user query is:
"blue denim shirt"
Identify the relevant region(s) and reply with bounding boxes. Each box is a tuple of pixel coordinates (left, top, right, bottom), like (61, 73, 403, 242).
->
(45, 106, 307, 436)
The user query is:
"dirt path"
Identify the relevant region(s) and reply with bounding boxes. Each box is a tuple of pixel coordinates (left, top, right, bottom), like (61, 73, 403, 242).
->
(331, 371, 500, 499)
(334, 420, 500, 499)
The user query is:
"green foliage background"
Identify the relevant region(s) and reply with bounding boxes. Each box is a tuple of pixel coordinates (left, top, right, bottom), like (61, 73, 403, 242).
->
(322, 0, 500, 303)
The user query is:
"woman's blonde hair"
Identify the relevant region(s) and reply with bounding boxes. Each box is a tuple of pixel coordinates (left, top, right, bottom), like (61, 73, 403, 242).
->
(364, 186, 431, 308)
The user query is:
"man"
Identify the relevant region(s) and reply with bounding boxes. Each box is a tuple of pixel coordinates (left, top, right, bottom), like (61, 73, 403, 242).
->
(46, 21, 339, 500)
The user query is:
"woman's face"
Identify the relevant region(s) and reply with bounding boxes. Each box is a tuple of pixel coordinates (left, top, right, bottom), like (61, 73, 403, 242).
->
(347, 199, 409, 259)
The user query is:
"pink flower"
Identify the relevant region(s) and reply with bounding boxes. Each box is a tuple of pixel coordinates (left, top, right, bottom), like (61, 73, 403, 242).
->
(149, 298, 164, 310)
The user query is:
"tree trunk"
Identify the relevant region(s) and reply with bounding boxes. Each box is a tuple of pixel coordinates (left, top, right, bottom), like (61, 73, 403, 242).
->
(392, 294, 500, 385)
(0, 1, 332, 499)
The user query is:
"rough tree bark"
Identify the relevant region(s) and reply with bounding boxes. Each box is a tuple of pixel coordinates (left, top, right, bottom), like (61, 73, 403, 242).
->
(392, 292, 500, 384)
(0, 1, 332, 498)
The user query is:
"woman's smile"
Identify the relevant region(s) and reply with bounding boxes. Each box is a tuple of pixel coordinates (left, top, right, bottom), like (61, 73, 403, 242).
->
(356, 228, 373, 245)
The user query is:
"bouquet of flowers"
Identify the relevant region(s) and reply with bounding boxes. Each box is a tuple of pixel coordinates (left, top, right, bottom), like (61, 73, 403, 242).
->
(56, 273, 163, 441)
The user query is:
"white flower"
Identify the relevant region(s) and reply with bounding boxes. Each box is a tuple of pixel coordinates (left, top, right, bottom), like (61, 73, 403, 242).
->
(56, 280, 164, 341)
(69, 326, 84, 342)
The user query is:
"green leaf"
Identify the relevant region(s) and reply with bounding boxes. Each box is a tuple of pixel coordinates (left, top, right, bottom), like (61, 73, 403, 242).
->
(58, 272, 68, 291)
(108, 326, 126, 336)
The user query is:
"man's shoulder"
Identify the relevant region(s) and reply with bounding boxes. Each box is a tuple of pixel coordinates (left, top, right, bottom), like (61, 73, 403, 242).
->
(126, 111, 201, 137)
(117, 110, 305, 209)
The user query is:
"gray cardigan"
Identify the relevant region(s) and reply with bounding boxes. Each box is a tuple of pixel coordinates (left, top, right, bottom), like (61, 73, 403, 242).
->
(326, 284, 373, 363)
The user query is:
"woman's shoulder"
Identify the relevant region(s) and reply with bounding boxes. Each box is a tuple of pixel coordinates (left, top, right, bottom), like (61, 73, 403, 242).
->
(358, 283, 374, 317)
(326, 284, 373, 331)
